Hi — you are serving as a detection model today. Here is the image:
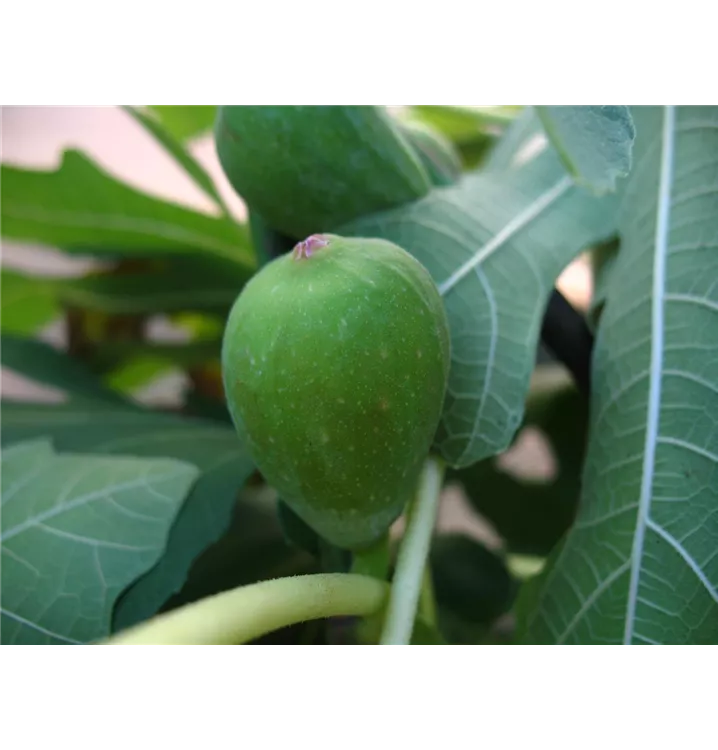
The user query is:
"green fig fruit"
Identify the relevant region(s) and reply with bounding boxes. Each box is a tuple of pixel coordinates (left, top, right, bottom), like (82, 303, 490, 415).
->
(222, 234, 451, 549)
(215, 106, 431, 238)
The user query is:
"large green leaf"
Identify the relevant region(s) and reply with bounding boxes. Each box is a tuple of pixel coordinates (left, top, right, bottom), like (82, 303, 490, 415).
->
(1, 400, 256, 630)
(451, 368, 588, 555)
(147, 106, 217, 142)
(1, 438, 198, 644)
(339, 143, 619, 467)
(536, 106, 635, 194)
(1, 150, 254, 267)
(0, 268, 59, 335)
(519, 106, 718, 645)
(123, 106, 229, 214)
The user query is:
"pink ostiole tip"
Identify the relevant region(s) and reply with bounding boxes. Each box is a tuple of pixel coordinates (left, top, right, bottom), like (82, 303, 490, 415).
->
(292, 234, 329, 260)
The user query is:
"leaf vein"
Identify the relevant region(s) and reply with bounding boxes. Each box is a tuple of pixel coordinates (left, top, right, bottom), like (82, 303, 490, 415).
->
(0, 608, 81, 645)
(646, 517, 717, 602)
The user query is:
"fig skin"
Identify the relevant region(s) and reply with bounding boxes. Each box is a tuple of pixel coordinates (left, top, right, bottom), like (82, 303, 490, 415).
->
(222, 234, 451, 550)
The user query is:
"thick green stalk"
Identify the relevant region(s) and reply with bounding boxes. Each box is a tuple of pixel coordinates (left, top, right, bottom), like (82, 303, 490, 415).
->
(106, 574, 387, 646)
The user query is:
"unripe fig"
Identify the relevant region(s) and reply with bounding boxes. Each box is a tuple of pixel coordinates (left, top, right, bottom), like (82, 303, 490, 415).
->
(222, 234, 450, 549)
(215, 106, 431, 238)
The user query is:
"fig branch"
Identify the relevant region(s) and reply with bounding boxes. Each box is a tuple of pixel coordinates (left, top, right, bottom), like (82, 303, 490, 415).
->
(106, 574, 388, 646)
(541, 288, 594, 397)
(380, 455, 445, 645)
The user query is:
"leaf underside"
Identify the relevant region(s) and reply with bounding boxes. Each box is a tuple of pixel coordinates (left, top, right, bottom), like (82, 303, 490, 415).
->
(519, 106, 718, 645)
(1, 439, 198, 644)
(536, 106, 635, 193)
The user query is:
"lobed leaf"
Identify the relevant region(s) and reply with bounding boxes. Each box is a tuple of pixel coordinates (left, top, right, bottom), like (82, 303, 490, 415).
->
(1, 150, 254, 267)
(536, 106, 635, 193)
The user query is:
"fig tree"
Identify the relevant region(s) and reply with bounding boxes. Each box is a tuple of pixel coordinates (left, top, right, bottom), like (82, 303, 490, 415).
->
(222, 234, 450, 549)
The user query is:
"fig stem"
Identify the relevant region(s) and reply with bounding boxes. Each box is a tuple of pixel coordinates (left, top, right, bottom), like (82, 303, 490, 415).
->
(104, 574, 387, 645)
(350, 534, 390, 581)
(419, 564, 438, 628)
(380, 455, 446, 645)
(345, 536, 391, 644)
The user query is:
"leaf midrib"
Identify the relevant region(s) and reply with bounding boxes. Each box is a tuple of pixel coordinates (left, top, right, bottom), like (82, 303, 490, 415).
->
(623, 105, 676, 644)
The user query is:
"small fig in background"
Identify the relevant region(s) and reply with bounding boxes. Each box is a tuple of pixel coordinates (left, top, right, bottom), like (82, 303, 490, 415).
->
(215, 106, 431, 238)
(222, 234, 450, 549)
